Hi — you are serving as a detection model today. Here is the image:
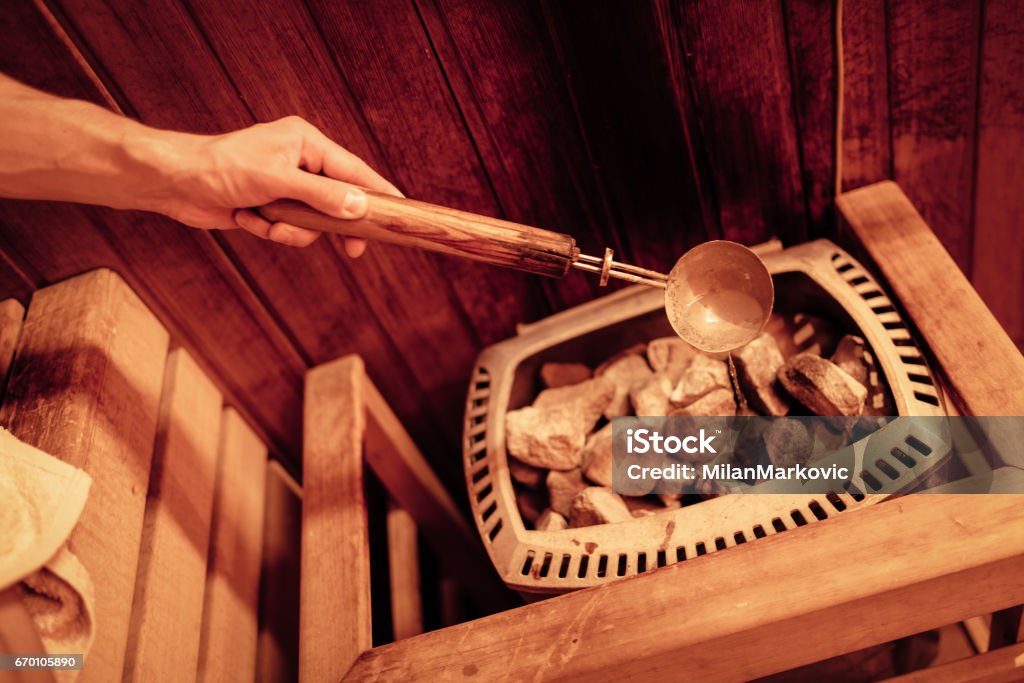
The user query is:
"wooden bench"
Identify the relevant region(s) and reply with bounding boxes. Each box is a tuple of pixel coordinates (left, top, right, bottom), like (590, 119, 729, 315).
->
(0, 268, 482, 682)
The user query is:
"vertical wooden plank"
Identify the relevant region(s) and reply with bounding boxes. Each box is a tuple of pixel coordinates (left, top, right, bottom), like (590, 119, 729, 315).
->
(124, 349, 223, 682)
(888, 0, 982, 274)
(972, 0, 1024, 348)
(302, 356, 371, 681)
(541, 1, 720, 273)
(197, 408, 268, 683)
(257, 460, 302, 683)
(784, 0, 892, 213)
(386, 503, 423, 641)
(0, 268, 168, 682)
(840, 0, 891, 191)
(663, 0, 808, 245)
(782, 0, 836, 232)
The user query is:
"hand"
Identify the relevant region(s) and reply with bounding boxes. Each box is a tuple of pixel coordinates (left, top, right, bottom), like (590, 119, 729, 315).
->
(157, 116, 400, 252)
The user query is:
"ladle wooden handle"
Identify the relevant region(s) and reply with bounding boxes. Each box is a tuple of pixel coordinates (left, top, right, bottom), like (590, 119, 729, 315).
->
(259, 192, 578, 278)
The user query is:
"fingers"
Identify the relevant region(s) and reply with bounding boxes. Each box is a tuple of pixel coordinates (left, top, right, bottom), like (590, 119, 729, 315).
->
(344, 237, 367, 258)
(299, 125, 403, 198)
(234, 209, 322, 248)
(280, 171, 370, 221)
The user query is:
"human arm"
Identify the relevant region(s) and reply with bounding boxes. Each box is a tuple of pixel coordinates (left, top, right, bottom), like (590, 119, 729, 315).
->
(0, 73, 399, 251)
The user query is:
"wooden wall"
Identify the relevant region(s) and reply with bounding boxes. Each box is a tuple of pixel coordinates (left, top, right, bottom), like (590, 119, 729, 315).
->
(0, 0, 1020, 487)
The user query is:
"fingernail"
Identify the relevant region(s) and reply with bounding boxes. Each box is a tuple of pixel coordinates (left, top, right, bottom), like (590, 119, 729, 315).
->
(341, 188, 367, 219)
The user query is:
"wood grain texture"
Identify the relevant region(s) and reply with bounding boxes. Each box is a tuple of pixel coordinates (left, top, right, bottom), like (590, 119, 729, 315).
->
(840, 0, 891, 191)
(416, 0, 613, 307)
(197, 408, 268, 683)
(125, 349, 223, 683)
(184, 0, 552, 348)
(386, 504, 423, 641)
(837, 181, 1024, 417)
(888, 0, 982, 274)
(663, 0, 808, 245)
(260, 192, 578, 278)
(0, 268, 168, 682)
(257, 460, 302, 683)
(972, 0, 1024, 348)
(783, 0, 836, 231)
(543, 1, 720, 273)
(302, 356, 371, 682)
(195, 0, 549, 339)
(348, 494, 1024, 681)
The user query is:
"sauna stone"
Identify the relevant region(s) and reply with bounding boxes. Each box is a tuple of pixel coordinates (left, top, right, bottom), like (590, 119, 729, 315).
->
(507, 377, 614, 470)
(535, 509, 568, 532)
(505, 405, 588, 470)
(831, 334, 896, 416)
(669, 354, 730, 407)
(733, 332, 791, 416)
(568, 487, 632, 528)
(763, 418, 814, 467)
(630, 373, 673, 416)
(508, 456, 545, 489)
(777, 352, 868, 417)
(831, 335, 870, 386)
(595, 354, 653, 418)
(581, 423, 613, 487)
(540, 362, 592, 388)
(669, 387, 737, 417)
(647, 337, 699, 383)
(547, 469, 587, 518)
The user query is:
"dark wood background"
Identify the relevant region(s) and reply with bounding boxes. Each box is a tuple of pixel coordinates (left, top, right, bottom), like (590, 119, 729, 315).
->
(0, 0, 1020, 490)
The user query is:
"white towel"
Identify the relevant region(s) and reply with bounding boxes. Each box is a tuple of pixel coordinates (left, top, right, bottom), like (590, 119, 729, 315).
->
(0, 428, 95, 681)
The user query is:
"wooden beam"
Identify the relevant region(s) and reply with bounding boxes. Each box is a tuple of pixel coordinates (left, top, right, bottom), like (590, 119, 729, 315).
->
(0, 269, 168, 682)
(197, 408, 268, 682)
(386, 503, 423, 640)
(883, 641, 1024, 682)
(125, 349, 223, 682)
(346, 494, 1024, 681)
(837, 181, 1024, 418)
(302, 356, 371, 682)
(257, 460, 302, 683)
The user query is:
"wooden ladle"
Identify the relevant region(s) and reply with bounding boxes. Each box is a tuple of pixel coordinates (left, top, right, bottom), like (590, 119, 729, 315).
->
(260, 192, 773, 353)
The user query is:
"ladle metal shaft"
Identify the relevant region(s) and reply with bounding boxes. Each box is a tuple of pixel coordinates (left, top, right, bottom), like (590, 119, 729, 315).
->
(572, 248, 668, 289)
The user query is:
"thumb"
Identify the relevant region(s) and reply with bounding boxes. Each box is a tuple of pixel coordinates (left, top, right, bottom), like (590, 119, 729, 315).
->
(282, 170, 368, 220)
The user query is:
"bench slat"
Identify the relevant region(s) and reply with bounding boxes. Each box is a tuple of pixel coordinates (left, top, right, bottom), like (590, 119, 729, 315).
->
(125, 349, 223, 681)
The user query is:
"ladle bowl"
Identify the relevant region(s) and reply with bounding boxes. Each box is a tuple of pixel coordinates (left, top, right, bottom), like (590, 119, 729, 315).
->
(664, 241, 774, 353)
